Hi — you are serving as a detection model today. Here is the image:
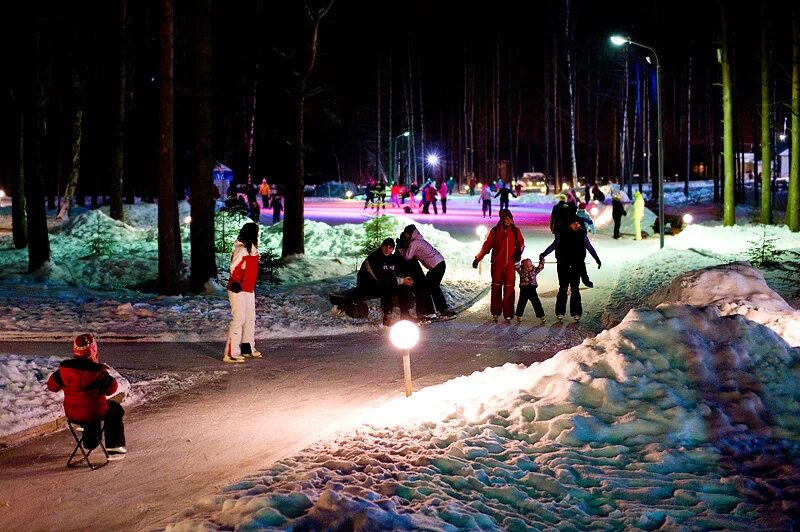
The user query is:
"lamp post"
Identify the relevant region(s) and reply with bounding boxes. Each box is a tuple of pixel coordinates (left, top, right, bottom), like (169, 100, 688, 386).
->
(610, 35, 664, 249)
(391, 131, 410, 185)
(389, 320, 420, 397)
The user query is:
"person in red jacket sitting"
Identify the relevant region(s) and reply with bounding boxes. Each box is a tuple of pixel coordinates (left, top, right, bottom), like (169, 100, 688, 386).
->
(47, 334, 127, 455)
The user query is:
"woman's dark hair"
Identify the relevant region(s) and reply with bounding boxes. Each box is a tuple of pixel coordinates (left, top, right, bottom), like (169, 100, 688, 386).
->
(403, 224, 416, 235)
(237, 222, 259, 253)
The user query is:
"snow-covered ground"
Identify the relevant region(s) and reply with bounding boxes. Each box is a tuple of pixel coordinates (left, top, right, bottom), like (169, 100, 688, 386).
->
(1, 193, 799, 529)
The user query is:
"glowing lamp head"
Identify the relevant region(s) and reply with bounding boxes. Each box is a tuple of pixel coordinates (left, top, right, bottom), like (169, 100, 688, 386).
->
(682, 213, 693, 225)
(610, 35, 629, 46)
(390, 320, 419, 350)
(426, 154, 440, 166)
(476, 225, 488, 239)
(345, 190, 353, 199)
(590, 207, 599, 217)
(183, 215, 192, 224)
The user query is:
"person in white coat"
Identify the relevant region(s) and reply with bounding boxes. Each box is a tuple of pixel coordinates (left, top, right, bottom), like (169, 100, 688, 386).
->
(632, 191, 645, 241)
(224, 222, 262, 363)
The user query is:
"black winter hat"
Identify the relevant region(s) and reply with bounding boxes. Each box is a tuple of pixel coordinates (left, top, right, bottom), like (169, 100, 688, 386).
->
(381, 238, 395, 248)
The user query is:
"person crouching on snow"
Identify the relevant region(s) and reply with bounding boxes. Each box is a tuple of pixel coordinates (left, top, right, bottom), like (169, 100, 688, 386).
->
(47, 334, 127, 455)
(225, 222, 262, 363)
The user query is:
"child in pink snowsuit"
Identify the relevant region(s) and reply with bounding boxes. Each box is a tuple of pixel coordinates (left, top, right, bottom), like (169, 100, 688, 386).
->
(515, 256, 546, 324)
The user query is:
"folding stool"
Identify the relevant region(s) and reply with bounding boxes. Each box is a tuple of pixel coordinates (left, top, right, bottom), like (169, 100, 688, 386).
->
(66, 419, 109, 470)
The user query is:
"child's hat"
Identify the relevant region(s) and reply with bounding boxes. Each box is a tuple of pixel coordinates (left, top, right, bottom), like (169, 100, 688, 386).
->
(73, 333, 98, 359)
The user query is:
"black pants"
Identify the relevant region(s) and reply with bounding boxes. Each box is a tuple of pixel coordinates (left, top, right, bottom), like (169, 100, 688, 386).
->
(555, 262, 582, 317)
(81, 401, 126, 450)
(613, 216, 622, 238)
(354, 280, 412, 316)
(515, 285, 544, 318)
(424, 261, 448, 314)
(482, 199, 492, 217)
(499, 198, 509, 210)
(440, 198, 446, 214)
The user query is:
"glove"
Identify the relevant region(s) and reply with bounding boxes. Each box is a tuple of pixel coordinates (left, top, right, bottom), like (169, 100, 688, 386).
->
(596, 260, 602, 269)
(512, 251, 522, 263)
(539, 254, 545, 261)
(472, 258, 479, 269)
(229, 281, 242, 293)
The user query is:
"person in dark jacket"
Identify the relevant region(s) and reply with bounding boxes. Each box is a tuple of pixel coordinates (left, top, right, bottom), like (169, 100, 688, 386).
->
(472, 208, 525, 322)
(611, 194, 627, 239)
(354, 238, 415, 325)
(47, 334, 127, 454)
(540, 214, 601, 322)
(549, 194, 569, 234)
(494, 183, 517, 211)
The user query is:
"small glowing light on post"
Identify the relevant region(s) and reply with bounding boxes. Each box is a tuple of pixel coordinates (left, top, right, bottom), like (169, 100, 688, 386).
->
(390, 320, 420, 397)
(590, 207, 599, 217)
(682, 213, 693, 225)
(476, 225, 488, 240)
(345, 190, 353, 199)
(183, 215, 192, 224)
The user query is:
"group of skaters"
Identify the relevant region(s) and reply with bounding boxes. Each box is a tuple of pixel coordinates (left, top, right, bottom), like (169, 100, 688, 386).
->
(364, 179, 454, 215)
(474, 205, 600, 324)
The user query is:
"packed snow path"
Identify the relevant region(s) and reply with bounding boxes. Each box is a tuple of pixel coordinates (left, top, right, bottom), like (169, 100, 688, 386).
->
(0, 294, 591, 531)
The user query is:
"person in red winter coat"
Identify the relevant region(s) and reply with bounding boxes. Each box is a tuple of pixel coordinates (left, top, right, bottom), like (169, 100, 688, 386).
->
(225, 222, 262, 363)
(47, 334, 127, 454)
(472, 208, 525, 322)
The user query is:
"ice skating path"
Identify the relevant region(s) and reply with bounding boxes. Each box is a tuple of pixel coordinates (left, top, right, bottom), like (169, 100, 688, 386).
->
(0, 288, 597, 532)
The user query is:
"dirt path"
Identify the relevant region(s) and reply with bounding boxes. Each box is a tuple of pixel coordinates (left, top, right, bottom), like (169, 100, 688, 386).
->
(0, 292, 594, 532)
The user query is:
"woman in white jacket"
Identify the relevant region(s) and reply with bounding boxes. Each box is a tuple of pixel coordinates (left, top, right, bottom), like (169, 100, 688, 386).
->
(398, 224, 456, 319)
(224, 222, 262, 363)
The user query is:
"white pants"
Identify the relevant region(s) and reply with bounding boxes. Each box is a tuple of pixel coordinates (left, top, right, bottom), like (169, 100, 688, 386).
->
(227, 291, 256, 356)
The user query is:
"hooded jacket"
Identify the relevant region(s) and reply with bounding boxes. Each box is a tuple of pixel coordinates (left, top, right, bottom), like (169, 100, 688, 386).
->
(398, 227, 444, 270)
(47, 358, 118, 423)
(475, 211, 524, 265)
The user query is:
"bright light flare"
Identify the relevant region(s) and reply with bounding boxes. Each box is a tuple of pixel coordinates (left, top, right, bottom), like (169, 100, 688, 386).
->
(0, 189, 5, 198)
(426, 154, 440, 166)
(476, 225, 488, 240)
(390, 320, 419, 350)
(610, 35, 629, 46)
(345, 190, 353, 199)
(590, 207, 599, 217)
(183, 215, 192, 224)
(682, 213, 693, 225)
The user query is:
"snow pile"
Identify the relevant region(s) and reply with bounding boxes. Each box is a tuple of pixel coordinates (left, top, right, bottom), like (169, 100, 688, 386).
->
(0, 354, 130, 439)
(668, 223, 800, 257)
(169, 266, 800, 530)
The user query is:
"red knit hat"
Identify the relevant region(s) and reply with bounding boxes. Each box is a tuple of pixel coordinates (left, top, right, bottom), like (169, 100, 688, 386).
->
(73, 333, 98, 359)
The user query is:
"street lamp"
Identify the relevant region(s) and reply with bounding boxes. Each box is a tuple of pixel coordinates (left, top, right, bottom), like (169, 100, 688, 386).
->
(391, 131, 410, 185)
(610, 35, 664, 249)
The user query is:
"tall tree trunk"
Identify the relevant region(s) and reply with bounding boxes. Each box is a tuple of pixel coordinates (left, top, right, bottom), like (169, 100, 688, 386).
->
(23, 0, 50, 273)
(284, 0, 333, 258)
(190, 0, 216, 293)
(377, 52, 382, 181)
(621, 54, 630, 193)
(544, 49, 551, 189)
(12, 111, 27, 249)
(57, 70, 83, 221)
(564, 0, 578, 187)
(552, 35, 561, 192)
(721, 1, 735, 226)
(157, 0, 181, 293)
(685, 54, 692, 198)
(110, 0, 127, 222)
(788, 7, 800, 231)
